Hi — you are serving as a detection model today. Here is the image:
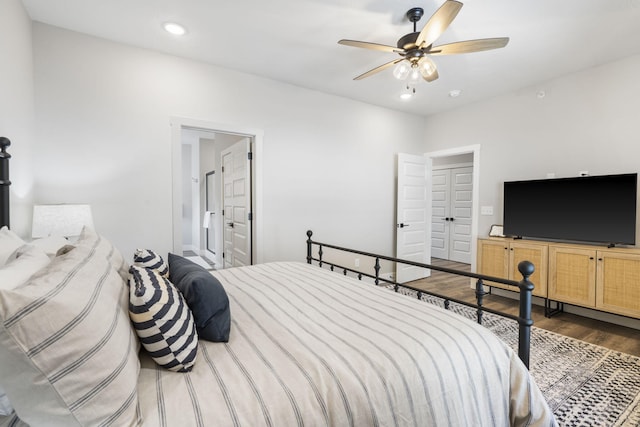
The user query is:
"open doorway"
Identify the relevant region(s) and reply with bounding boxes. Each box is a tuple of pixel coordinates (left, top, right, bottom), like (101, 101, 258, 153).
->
(181, 128, 248, 268)
(426, 145, 480, 271)
(171, 117, 263, 269)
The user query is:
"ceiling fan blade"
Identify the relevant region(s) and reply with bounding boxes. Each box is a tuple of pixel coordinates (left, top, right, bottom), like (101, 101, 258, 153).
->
(423, 69, 439, 82)
(416, 0, 463, 48)
(429, 37, 510, 55)
(354, 58, 404, 80)
(338, 39, 405, 54)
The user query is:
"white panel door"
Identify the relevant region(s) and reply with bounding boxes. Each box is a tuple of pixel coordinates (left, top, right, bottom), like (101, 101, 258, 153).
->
(431, 169, 450, 259)
(396, 153, 431, 283)
(450, 167, 473, 263)
(222, 138, 251, 268)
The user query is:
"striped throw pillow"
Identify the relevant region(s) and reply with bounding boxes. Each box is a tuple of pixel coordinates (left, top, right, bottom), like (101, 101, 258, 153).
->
(0, 233, 140, 426)
(129, 265, 198, 372)
(133, 248, 169, 277)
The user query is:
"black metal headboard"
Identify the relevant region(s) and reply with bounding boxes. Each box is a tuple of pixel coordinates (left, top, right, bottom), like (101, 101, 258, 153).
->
(0, 137, 11, 228)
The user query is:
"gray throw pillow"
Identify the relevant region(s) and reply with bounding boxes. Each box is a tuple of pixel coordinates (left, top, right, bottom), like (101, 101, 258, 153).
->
(168, 253, 230, 342)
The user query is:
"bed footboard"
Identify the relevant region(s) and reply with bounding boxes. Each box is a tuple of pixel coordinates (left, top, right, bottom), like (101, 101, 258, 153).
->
(305, 230, 534, 368)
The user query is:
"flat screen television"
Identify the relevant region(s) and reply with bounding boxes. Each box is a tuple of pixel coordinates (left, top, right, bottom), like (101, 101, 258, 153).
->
(503, 173, 637, 245)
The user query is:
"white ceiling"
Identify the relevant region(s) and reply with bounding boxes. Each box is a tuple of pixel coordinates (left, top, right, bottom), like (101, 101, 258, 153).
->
(21, 0, 640, 117)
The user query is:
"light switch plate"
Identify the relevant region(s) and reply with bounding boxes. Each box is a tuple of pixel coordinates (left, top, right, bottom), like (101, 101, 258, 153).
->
(481, 206, 494, 215)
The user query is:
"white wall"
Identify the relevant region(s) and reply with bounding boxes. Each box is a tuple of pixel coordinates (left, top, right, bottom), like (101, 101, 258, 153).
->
(181, 143, 193, 248)
(422, 54, 640, 246)
(198, 137, 216, 256)
(31, 24, 426, 262)
(0, 0, 35, 237)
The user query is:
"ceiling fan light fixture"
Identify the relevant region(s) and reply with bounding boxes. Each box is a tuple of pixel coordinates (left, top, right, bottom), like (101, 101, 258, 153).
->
(393, 60, 411, 80)
(408, 65, 422, 86)
(419, 57, 437, 78)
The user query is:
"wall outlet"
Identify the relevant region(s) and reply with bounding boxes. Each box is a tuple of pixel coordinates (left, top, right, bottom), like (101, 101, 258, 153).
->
(354, 258, 360, 268)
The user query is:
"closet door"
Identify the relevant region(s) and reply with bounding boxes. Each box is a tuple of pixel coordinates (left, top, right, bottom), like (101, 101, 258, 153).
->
(431, 169, 450, 259)
(449, 167, 473, 263)
(431, 166, 473, 263)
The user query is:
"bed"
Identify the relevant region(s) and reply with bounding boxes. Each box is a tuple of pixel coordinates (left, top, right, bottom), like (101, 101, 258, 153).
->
(0, 138, 556, 426)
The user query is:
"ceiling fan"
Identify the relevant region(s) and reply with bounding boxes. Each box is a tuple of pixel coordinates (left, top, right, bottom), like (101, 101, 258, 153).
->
(338, 0, 509, 84)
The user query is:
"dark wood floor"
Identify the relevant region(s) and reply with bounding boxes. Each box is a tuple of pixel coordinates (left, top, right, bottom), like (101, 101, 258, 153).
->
(406, 258, 640, 357)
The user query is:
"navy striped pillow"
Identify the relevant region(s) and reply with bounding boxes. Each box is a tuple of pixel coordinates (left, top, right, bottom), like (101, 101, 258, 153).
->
(133, 249, 169, 277)
(129, 265, 198, 372)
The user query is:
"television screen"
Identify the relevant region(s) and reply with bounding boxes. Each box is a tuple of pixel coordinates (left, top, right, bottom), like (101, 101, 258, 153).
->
(503, 173, 637, 245)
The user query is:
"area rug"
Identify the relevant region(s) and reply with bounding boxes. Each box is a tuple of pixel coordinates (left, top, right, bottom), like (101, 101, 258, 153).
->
(390, 287, 640, 426)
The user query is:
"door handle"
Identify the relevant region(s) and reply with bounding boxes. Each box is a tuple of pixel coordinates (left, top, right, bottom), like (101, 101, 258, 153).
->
(227, 222, 234, 228)
(397, 223, 410, 228)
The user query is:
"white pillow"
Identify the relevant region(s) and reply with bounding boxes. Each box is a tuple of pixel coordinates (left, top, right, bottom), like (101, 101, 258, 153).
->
(0, 245, 50, 290)
(30, 236, 70, 258)
(0, 231, 140, 426)
(0, 226, 25, 266)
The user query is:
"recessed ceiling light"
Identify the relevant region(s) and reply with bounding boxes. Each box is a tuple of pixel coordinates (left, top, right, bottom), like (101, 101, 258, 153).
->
(449, 89, 461, 98)
(163, 22, 187, 36)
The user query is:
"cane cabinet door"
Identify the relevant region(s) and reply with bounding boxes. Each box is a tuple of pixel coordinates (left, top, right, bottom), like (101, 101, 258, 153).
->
(549, 246, 596, 308)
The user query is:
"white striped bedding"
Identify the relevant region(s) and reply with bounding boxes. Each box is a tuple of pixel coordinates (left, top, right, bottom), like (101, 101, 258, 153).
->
(135, 262, 556, 427)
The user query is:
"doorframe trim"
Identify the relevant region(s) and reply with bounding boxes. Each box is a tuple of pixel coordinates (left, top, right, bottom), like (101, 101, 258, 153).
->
(425, 144, 480, 272)
(432, 161, 473, 171)
(170, 116, 264, 264)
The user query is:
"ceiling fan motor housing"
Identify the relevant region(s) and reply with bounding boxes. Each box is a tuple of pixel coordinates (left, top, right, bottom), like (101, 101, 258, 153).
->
(397, 32, 423, 51)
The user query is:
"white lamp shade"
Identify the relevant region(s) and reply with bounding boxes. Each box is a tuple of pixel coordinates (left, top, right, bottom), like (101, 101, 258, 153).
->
(32, 204, 94, 238)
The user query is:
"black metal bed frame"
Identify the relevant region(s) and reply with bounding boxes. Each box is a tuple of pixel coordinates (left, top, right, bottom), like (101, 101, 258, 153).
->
(0, 137, 10, 229)
(0, 140, 536, 367)
(306, 230, 535, 368)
